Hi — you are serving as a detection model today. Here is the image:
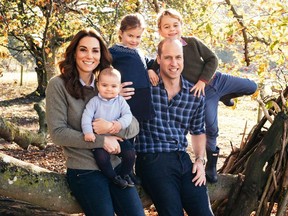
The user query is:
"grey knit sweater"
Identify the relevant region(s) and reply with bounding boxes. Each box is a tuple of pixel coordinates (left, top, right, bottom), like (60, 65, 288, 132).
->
(46, 76, 139, 170)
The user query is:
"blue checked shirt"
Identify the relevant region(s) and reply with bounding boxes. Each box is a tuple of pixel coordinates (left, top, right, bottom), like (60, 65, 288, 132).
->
(135, 76, 206, 153)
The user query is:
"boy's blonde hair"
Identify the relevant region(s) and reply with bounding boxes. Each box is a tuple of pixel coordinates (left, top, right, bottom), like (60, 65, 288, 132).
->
(157, 8, 183, 29)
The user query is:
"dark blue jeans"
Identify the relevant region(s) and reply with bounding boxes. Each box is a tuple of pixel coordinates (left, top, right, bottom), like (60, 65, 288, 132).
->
(66, 167, 145, 216)
(136, 151, 214, 216)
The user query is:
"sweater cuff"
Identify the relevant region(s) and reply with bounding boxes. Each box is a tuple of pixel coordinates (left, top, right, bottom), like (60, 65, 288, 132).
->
(95, 135, 105, 147)
(199, 78, 209, 84)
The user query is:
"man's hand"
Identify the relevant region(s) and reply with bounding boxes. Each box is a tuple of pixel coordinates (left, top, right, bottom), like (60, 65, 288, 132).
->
(120, 82, 135, 100)
(192, 159, 206, 186)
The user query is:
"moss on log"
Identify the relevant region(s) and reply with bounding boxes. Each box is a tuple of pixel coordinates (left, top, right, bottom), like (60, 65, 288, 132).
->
(0, 152, 237, 214)
(0, 117, 46, 150)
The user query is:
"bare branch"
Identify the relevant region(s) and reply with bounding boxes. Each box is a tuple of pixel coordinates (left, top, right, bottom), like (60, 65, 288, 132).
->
(225, 0, 250, 66)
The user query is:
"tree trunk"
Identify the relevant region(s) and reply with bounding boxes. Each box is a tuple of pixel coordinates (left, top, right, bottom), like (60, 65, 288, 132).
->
(34, 100, 47, 133)
(0, 152, 238, 214)
(35, 65, 46, 97)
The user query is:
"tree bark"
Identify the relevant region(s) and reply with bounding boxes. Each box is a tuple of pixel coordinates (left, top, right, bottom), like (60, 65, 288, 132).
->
(224, 111, 288, 216)
(0, 152, 238, 214)
(34, 100, 47, 134)
(0, 117, 46, 150)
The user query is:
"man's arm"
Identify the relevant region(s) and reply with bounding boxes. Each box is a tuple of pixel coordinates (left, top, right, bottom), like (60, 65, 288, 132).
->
(191, 133, 207, 186)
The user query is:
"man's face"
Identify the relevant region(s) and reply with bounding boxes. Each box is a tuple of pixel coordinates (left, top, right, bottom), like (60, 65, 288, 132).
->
(157, 40, 183, 80)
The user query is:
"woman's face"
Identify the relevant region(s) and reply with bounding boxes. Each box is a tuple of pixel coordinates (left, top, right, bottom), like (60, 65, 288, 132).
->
(75, 36, 101, 75)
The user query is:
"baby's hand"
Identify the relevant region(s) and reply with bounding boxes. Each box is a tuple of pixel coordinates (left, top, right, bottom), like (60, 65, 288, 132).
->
(148, 69, 159, 86)
(84, 133, 96, 142)
(109, 121, 122, 134)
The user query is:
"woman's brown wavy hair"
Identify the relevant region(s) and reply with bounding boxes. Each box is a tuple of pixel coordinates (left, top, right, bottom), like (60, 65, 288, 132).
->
(58, 28, 112, 99)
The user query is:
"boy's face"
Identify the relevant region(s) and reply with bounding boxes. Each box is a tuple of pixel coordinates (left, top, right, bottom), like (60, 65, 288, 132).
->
(97, 74, 121, 100)
(158, 16, 182, 39)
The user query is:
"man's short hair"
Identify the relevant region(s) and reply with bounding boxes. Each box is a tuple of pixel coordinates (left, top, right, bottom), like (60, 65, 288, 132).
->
(157, 38, 183, 56)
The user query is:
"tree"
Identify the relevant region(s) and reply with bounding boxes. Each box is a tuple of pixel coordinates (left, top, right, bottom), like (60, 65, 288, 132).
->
(0, 0, 88, 96)
(0, 0, 287, 213)
(1, 0, 287, 96)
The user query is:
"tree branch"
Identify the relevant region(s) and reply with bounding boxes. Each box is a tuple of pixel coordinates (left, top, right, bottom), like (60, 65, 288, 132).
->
(225, 0, 250, 66)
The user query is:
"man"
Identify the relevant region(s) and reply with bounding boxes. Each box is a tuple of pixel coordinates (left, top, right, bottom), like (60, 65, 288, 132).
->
(134, 38, 214, 216)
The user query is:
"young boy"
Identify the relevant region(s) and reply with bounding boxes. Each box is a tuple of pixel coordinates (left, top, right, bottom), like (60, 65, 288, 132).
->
(81, 68, 135, 188)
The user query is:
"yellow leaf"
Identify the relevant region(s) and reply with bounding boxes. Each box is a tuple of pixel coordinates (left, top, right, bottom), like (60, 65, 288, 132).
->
(44, 47, 50, 54)
(251, 90, 259, 100)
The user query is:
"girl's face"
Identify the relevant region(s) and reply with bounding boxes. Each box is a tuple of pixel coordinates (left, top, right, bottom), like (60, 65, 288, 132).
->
(75, 36, 101, 75)
(119, 27, 144, 49)
(97, 74, 121, 99)
(158, 15, 182, 39)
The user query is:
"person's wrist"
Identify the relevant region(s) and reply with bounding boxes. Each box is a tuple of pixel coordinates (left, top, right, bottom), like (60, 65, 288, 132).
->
(195, 157, 206, 166)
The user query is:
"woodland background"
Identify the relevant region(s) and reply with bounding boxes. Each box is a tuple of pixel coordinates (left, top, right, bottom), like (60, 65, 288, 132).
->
(0, 0, 287, 215)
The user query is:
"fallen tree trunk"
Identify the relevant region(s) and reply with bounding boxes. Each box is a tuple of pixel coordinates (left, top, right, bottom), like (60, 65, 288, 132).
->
(0, 117, 46, 150)
(0, 152, 237, 214)
(0, 152, 81, 213)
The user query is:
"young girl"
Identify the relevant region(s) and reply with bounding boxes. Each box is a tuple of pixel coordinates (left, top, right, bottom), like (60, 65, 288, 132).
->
(154, 9, 258, 183)
(109, 13, 155, 122)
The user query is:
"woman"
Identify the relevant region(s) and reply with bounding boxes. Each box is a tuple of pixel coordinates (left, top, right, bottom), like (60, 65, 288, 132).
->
(46, 28, 144, 216)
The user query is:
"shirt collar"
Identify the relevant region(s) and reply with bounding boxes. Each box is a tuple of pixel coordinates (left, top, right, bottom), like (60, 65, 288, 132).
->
(116, 43, 138, 51)
(180, 37, 188, 46)
(98, 93, 118, 101)
(79, 74, 95, 88)
(158, 75, 189, 91)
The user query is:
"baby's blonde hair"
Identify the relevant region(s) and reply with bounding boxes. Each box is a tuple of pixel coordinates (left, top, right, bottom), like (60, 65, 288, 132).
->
(98, 67, 121, 83)
(157, 8, 183, 29)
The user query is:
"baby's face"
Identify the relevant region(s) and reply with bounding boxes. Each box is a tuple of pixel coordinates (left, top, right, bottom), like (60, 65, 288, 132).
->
(97, 74, 121, 99)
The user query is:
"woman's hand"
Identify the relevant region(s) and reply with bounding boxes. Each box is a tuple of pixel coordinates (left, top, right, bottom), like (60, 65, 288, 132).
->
(110, 121, 122, 134)
(120, 82, 135, 100)
(93, 118, 113, 134)
(190, 80, 206, 97)
(103, 136, 123, 154)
